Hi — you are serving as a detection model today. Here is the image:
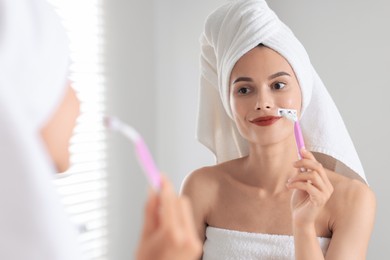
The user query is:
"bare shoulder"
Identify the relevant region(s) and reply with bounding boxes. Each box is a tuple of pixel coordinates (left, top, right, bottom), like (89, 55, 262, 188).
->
(180, 162, 230, 201)
(328, 171, 375, 206)
(181, 158, 241, 194)
(327, 170, 376, 229)
(322, 171, 376, 257)
(180, 164, 229, 239)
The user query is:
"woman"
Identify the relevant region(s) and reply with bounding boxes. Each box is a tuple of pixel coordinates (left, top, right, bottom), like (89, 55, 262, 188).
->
(181, 0, 375, 259)
(0, 0, 200, 259)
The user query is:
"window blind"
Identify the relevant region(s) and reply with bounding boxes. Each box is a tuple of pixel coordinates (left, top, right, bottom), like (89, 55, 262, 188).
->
(47, 1, 108, 259)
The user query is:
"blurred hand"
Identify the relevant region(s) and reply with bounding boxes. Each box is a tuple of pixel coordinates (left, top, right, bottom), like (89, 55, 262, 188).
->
(136, 176, 202, 260)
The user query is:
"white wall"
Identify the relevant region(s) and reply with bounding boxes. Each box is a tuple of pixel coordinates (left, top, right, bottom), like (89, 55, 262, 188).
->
(104, 1, 155, 259)
(105, 0, 389, 259)
(154, 0, 224, 189)
(104, 1, 221, 259)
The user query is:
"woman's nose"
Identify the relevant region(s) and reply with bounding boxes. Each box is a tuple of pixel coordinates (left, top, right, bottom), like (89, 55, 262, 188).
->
(255, 91, 272, 111)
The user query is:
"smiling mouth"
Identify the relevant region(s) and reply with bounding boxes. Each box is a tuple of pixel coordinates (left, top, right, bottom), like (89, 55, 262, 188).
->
(250, 116, 281, 126)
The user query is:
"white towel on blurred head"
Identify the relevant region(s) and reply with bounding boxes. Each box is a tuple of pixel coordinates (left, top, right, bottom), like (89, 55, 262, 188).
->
(0, 0, 83, 259)
(198, 0, 366, 183)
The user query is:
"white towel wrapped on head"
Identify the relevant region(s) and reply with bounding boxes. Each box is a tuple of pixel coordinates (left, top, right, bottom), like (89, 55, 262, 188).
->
(198, 0, 366, 183)
(0, 0, 83, 259)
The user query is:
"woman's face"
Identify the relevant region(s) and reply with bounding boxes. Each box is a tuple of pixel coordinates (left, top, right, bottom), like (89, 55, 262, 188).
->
(40, 84, 80, 173)
(229, 46, 302, 146)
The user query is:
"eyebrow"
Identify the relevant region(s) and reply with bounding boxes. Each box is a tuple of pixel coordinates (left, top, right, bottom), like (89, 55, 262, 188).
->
(268, 71, 291, 80)
(232, 71, 291, 84)
(232, 77, 253, 84)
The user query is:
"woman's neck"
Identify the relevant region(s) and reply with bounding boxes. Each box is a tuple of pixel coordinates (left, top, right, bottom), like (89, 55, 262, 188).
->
(242, 136, 299, 194)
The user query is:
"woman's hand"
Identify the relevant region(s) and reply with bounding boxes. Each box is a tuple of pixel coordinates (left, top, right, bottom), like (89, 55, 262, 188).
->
(136, 176, 202, 260)
(286, 149, 334, 228)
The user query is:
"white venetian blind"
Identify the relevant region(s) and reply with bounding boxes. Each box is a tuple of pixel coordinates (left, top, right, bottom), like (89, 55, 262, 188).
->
(48, 1, 108, 259)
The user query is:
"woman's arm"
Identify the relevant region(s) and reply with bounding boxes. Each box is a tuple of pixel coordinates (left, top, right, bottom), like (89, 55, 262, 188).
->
(323, 180, 376, 260)
(287, 149, 334, 260)
(180, 168, 212, 243)
(287, 149, 376, 259)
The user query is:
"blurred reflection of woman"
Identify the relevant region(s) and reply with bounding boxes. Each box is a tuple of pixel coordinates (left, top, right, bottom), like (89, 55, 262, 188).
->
(0, 0, 200, 259)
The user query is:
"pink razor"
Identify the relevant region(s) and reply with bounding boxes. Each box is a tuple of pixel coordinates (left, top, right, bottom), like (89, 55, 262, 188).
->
(104, 116, 161, 190)
(278, 109, 305, 159)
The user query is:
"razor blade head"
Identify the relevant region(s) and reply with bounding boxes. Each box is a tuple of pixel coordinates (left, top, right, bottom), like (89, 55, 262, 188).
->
(103, 115, 120, 130)
(103, 115, 140, 142)
(278, 108, 298, 122)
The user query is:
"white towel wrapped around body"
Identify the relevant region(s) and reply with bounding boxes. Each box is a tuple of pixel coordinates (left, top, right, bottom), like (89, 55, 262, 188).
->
(203, 227, 330, 260)
(198, 0, 366, 183)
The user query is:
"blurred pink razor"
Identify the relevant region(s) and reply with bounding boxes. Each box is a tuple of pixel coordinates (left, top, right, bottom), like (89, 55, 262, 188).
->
(278, 108, 305, 159)
(104, 116, 161, 190)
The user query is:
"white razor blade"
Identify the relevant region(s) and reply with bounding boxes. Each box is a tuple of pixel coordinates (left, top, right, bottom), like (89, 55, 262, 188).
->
(104, 115, 140, 142)
(278, 108, 298, 122)
(103, 115, 161, 190)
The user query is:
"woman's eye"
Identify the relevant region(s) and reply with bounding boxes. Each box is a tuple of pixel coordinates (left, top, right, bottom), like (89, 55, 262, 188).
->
(237, 87, 251, 95)
(273, 82, 286, 90)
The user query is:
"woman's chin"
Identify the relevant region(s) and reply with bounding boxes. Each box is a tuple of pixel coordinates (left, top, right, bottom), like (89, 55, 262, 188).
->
(55, 160, 70, 174)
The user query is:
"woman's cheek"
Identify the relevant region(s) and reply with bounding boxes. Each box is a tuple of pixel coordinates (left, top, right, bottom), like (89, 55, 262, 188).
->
(281, 93, 301, 113)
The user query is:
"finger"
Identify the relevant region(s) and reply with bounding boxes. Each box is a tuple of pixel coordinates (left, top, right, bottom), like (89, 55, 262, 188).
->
(298, 149, 317, 172)
(288, 172, 325, 191)
(286, 180, 320, 198)
(293, 159, 332, 188)
(293, 159, 323, 173)
(140, 188, 159, 238)
(159, 175, 185, 242)
(288, 172, 333, 199)
(315, 167, 333, 191)
(286, 181, 330, 206)
(159, 175, 178, 227)
(300, 148, 316, 161)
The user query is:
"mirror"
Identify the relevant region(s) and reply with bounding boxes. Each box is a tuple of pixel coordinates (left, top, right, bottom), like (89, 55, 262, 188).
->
(105, 0, 389, 258)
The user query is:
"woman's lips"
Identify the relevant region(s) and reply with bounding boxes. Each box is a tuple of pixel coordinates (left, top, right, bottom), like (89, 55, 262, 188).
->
(250, 116, 281, 126)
